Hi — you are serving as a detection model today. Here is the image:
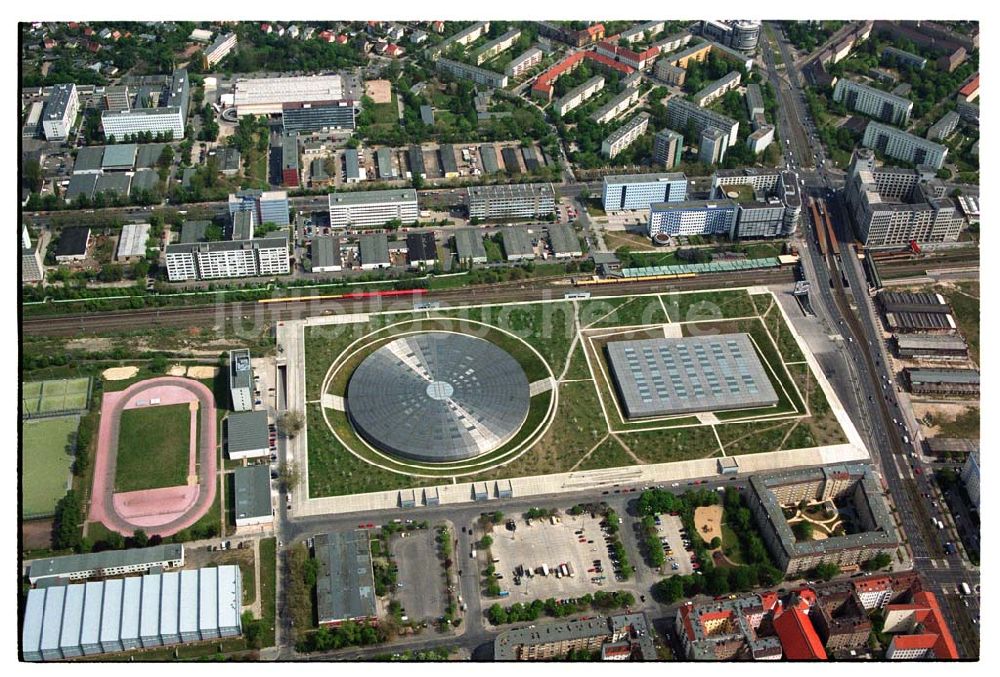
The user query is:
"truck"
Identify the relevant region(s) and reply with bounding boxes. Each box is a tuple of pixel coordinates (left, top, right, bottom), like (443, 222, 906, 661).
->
(540, 563, 549, 576)
(471, 549, 477, 559)
(960, 582, 972, 596)
(565, 562, 575, 577)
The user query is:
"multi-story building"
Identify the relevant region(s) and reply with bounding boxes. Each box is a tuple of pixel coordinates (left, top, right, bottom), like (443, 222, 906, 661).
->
(712, 168, 801, 235)
(435, 57, 508, 89)
(496, 613, 656, 660)
(927, 110, 960, 141)
(648, 199, 739, 238)
(554, 75, 605, 116)
(655, 61, 687, 86)
(327, 189, 419, 228)
(602, 112, 650, 158)
(883, 591, 959, 660)
(428, 21, 490, 57)
(881, 45, 927, 70)
(747, 125, 775, 154)
(21, 225, 44, 283)
(693, 71, 742, 107)
(698, 127, 728, 164)
(473, 29, 521, 65)
(26, 544, 185, 585)
(833, 79, 913, 126)
(203, 32, 237, 68)
(652, 128, 684, 168)
(595, 40, 661, 70)
(102, 69, 189, 140)
(735, 199, 786, 238)
(664, 41, 713, 69)
(620, 21, 666, 44)
(165, 236, 289, 281)
(228, 348, 254, 412)
(905, 368, 979, 396)
(862, 121, 948, 169)
(466, 183, 555, 220)
(699, 20, 761, 52)
(666, 97, 739, 148)
(233, 74, 351, 116)
(506, 46, 543, 77)
(745, 83, 765, 118)
(745, 464, 899, 576)
(281, 132, 299, 187)
(961, 449, 980, 511)
(531, 50, 633, 101)
(812, 588, 872, 653)
(602, 173, 687, 211)
(591, 88, 640, 125)
(228, 189, 290, 227)
(844, 149, 962, 247)
(675, 595, 783, 660)
(41, 83, 79, 141)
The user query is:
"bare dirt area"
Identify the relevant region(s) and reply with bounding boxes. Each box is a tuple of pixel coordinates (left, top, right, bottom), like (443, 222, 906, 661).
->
(23, 519, 53, 551)
(66, 337, 114, 352)
(102, 366, 139, 380)
(694, 505, 723, 545)
(186, 366, 220, 379)
(364, 79, 393, 104)
(167, 365, 188, 376)
(912, 402, 980, 438)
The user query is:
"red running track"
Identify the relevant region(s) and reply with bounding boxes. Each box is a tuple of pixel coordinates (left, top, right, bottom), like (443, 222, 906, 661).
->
(88, 377, 217, 537)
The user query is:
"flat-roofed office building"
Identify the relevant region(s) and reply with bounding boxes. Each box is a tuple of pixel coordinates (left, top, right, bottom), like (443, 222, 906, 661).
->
(327, 189, 418, 228)
(602, 172, 687, 211)
(467, 183, 555, 220)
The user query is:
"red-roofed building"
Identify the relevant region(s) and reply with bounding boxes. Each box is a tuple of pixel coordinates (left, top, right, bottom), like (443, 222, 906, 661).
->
(86, 41, 101, 53)
(585, 24, 605, 42)
(959, 74, 979, 102)
(317, 30, 334, 42)
(385, 43, 404, 58)
(773, 603, 827, 660)
(83, 26, 94, 36)
(595, 41, 661, 70)
(43, 38, 56, 50)
(585, 51, 637, 76)
(432, 21, 445, 34)
(883, 591, 958, 660)
(261, 23, 272, 34)
(531, 51, 586, 101)
(68, 22, 79, 30)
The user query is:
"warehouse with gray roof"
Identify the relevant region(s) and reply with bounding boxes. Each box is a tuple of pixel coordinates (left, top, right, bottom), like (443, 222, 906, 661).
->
(226, 410, 270, 460)
(453, 228, 488, 265)
(895, 333, 968, 359)
(233, 464, 273, 527)
(479, 144, 499, 174)
(95, 173, 132, 198)
(906, 368, 979, 395)
(358, 232, 391, 269)
(311, 235, 343, 272)
(501, 226, 536, 261)
(315, 531, 377, 626)
(22, 565, 241, 661)
(547, 223, 582, 258)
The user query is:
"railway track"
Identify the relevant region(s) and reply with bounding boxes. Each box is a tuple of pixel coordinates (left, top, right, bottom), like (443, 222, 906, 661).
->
(22, 269, 794, 337)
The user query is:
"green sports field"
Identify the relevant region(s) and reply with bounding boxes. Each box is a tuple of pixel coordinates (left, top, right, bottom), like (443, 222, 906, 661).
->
(23, 377, 92, 417)
(115, 403, 193, 492)
(22, 416, 78, 518)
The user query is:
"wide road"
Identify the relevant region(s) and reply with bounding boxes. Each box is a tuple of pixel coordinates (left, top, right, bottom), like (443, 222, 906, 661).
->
(22, 268, 794, 337)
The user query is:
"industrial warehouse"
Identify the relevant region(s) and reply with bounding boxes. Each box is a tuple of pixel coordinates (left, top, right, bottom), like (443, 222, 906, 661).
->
(345, 333, 531, 462)
(605, 334, 779, 419)
(22, 565, 242, 661)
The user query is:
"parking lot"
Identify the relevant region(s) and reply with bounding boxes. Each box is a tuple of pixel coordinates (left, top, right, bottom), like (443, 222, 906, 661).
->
(655, 514, 694, 576)
(390, 528, 447, 622)
(487, 513, 619, 601)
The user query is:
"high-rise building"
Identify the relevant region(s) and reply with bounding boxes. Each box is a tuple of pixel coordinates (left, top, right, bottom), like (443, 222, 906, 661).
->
(961, 450, 980, 511)
(653, 129, 684, 168)
(602, 173, 687, 211)
(648, 199, 739, 238)
(862, 121, 948, 169)
(466, 183, 555, 220)
(926, 110, 960, 141)
(165, 237, 290, 281)
(41, 84, 80, 141)
(666, 97, 739, 148)
(327, 189, 419, 228)
(833, 79, 913, 126)
(229, 349, 254, 412)
(698, 127, 728, 165)
(601, 112, 650, 158)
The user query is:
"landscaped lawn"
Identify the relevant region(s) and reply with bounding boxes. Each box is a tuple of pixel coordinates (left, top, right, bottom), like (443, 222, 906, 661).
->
(22, 416, 79, 518)
(115, 403, 192, 492)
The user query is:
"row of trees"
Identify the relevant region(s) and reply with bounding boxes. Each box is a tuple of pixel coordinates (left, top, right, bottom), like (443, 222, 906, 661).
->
(486, 590, 636, 625)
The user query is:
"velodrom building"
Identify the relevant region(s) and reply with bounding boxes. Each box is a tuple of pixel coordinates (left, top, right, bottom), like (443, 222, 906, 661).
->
(746, 464, 899, 576)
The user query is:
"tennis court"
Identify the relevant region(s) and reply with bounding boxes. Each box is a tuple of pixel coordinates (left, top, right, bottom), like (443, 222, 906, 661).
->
(22, 377, 92, 418)
(22, 416, 79, 518)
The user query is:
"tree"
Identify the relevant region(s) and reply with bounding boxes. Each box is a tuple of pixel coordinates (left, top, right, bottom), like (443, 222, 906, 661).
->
(862, 552, 893, 571)
(814, 561, 841, 581)
(792, 521, 814, 542)
(52, 490, 83, 550)
(653, 577, 685, 603)
(131, 529, 149, 548)
(277, 410, 305, 438)
(479, 535, 493, 549)
(279, 460, 301, 492)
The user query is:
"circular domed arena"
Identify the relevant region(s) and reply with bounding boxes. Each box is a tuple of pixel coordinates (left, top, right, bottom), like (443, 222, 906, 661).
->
(345, 332, 531, 463)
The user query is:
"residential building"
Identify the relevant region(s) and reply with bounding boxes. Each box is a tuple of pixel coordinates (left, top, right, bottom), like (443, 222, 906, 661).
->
(595, 40, 661, 70)
(453, 228, 488, 265)
(812, 588, 872, 653)
(435, 58, 508, 89)
(937, 47, 967, 73)
(862, 121, 948, 169)
(883, 591, 959, 660)
(233, 465, 273, 527)
(592, 88, 640, 125)
(314, 531, 378, 626)
(602, 173, 687, 211)
(41, 83, 79, 140)
(648, 200, 739, 238)
(203, 32, 237, 68)
(961, 450, 980, 511)
(548, 223, 582, 258)
(926, 110, 960, 141)
(466, 183, 555, 220)
(27, 545, 185, 585)
(655, 60, 687, 86)
(406, 232, 437, 268)
(666, 97, 739, 147)
(474, 29, 521, 65)
(226, 410, 270, 460)
(833, 79, 913, 126)
(675, 596, 783, 660)
(506, 46, 543, 77)
(310, 235, 342, 272)
(652, 129, 684, 168)
(746, 464, 899, 575)
(496, 613, 656, 660)
(745, 82, 765, 118)
(772, 597, 827, 660)
(22, 566, 241, 661)
(620, 21, 665, 44)
(22, 226, 45, 283)
(698, 127, 728, 164)
(554, 75, 605, 117)
(844, 149, 961, 247)
(428, 21, 490, 57)
(165, 236, 289, 281)
(500, 226, 535, 261)
(602, 112, 650, 158)
(328, 189, 418, 228)
(882, 46, 926, 70)
(281, 133, 299, 187)
(55, 226, 90, 262)
(958, 74, 979, 102)
(693, 71, 741, 107)
(664, 41, 713, 69)
(228, 349, 253, 412)
(531, 50, 633, 101)
(747, 125, 775, 154)
(358, 233, 391, 269)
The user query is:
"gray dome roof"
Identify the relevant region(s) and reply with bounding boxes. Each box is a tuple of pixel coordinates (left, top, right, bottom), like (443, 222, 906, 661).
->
(346, 332, 531, 463)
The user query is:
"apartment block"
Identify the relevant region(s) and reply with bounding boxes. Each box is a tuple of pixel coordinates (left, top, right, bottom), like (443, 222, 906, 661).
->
(474, 29, 521, 65)
(436, 57, 508, 89)
(862, 121, 948, 169)
(602, 172, 687, 211)
(926, 110, 960, 141)
(327, 189, 419, 228)
(554, 75, 605, 117)
(204, 32, 237, 68)
(698, 127, 728, 164)
(833, 79, 913, 126)
(666, 97, 739, 147)
(693, 71, 741, 107)
(653, 128, 684, 168)
(592, 88, 640, 125)
(602, 112, 650, 158)
(506, 46, 543, 77)
(165, 237, 289, 281)
(467, 183, 555, 220)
